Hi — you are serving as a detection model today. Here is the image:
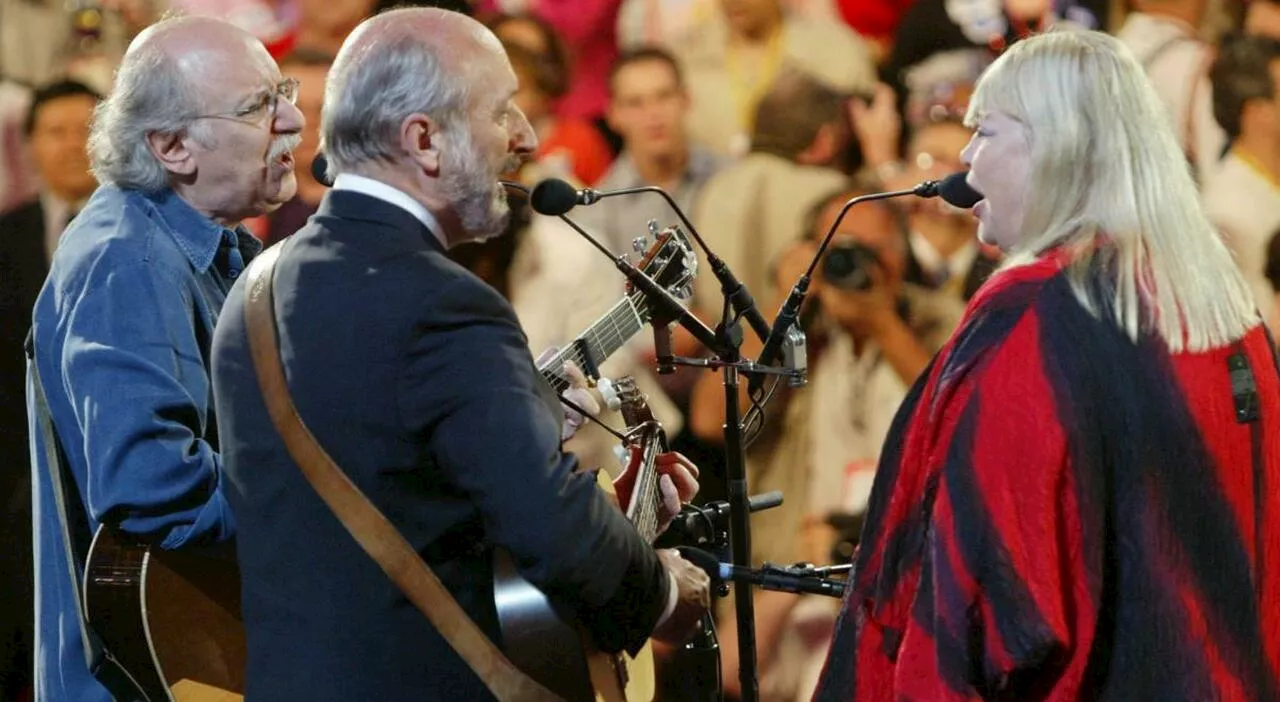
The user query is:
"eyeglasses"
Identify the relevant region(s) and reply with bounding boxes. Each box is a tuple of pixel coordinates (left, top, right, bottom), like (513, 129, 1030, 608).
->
(193, 78, 300, 124)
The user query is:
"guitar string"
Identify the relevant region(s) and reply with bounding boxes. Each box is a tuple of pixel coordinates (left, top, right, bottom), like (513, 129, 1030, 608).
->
(548, 301, 644, 389)
(542, 279, 678, 541)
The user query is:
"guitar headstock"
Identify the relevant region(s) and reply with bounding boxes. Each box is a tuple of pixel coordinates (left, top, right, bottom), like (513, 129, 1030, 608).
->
(614, 375, 656, 431)
(629, 221, 698, 313)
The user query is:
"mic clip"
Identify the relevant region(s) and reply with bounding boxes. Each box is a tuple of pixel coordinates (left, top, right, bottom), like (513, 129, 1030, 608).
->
(653, 322, 675, 375)
(781, 324, 807, 389)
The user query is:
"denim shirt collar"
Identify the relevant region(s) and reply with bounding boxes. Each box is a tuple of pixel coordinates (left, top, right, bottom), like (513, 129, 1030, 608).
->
(142, 188, 263, 272)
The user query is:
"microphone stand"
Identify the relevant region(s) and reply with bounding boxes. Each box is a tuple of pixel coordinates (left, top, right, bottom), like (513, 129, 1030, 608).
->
(511, 181, 804, 702)
(578, 185, 770, 344)
(749, 185, 927, 397)
(524, 210, 786, 702)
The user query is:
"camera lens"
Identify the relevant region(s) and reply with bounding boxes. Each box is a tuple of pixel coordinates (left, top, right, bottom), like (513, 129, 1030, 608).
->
(821, 242, 880, 291)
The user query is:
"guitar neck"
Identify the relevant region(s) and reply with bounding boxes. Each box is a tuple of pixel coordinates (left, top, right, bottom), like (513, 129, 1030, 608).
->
(540, 293, 647, 392)
(627, 434, 664, 545)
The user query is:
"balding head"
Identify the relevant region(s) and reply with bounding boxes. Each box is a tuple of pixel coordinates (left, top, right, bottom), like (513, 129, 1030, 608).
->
(322, 8, 500, 173)
(89, 14, 276, 191)
(136, 16, 276, 106)
(89, 13, 303, 224)
(321, 7, 536, 245)
(343, 7, 497, 71)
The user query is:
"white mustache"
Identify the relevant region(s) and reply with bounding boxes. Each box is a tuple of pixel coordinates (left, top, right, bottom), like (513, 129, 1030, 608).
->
(269, 134, 302, 160)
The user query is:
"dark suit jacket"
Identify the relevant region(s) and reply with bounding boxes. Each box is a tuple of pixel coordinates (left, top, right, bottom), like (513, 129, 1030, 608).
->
(0, 197, 46, 697)
(212, 191, 669, 701)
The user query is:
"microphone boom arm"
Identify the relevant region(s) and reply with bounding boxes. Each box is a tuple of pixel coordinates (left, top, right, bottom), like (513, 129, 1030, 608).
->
(580, 185, 772, 344)
(750, 185, 925, 396)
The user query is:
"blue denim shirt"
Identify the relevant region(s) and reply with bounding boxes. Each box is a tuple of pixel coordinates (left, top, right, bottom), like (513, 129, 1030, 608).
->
(27, 185, 260, 701)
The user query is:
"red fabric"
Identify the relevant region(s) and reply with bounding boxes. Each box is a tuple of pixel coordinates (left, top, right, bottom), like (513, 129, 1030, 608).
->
(814, 248, 1280, 700)
(834, 0, 917, 40)
(539, 118, 614, 186)
(475, 0, 622, 121)
(532, 0, 622, 121)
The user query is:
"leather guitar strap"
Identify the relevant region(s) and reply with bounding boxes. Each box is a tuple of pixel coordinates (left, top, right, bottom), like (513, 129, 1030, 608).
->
(242, 243, 562, 702)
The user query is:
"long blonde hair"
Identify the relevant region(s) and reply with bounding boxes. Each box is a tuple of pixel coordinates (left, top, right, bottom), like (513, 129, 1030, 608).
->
(965, 29, 1257, 352)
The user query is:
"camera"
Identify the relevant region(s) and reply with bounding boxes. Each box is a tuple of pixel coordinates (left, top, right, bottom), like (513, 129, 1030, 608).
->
(821, 241, 880, 291)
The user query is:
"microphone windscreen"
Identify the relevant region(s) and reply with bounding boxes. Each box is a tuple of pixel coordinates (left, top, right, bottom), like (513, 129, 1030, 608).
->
(529, 178, 579, 216)
(310, 152, 334, 187)
(938, 171, 982, 209)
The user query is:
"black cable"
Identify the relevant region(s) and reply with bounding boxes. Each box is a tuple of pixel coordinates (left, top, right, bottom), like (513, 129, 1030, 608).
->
(556, 394, 628, 443)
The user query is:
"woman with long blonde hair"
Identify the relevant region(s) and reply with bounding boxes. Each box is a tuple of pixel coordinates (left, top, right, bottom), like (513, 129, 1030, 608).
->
(813, 29, 1280, 701)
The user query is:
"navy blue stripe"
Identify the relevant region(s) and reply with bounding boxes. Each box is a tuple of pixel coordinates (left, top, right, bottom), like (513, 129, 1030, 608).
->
(939, 393, 1069, 699)
(913, 523, 989, 696)
(1037, 269, 1279, 700)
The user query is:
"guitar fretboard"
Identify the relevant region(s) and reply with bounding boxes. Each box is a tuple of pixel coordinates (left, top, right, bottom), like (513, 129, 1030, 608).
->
(539, 291, 649, 392)
(629, 436, 663, 545)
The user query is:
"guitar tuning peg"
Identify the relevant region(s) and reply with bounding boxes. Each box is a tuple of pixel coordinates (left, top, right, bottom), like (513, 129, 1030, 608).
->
(647, 219, 661, 237)
(596, 377, 623, 412)
(632, 237, 648, 253)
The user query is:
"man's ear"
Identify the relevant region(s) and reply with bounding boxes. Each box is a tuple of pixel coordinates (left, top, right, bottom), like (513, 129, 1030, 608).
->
(403, 113, 442, 176)
(146, 130, 197, 176)
(797, 122, 841, 167)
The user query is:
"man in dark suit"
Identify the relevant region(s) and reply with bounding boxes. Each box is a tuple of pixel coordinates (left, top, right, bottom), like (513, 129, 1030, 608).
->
(0, 78, 98, 701)
(210, 8, 710, 701)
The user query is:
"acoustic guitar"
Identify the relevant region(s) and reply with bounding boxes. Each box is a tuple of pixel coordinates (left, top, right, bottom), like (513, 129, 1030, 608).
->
(80, 223, 698, 702)
(83, 527, 246, 701)
(494, 377, 670, 702)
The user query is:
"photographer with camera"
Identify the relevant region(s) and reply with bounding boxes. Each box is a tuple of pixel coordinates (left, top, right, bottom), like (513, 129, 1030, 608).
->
(695, 180, 962, 701)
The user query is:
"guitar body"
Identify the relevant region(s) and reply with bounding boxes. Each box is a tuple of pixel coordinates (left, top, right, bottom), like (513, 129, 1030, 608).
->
(492, 549, 656, 702)
(83, 526, 246, 701)
(496, 378, 670, 702)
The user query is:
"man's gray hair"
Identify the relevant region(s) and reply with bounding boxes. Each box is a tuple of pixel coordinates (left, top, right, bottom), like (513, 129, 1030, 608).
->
(321, 29, 472, 177)
(87, 39, 212, 192)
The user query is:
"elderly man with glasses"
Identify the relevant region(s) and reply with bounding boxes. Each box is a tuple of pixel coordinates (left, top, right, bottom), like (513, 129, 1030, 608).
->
(25, 14, 302, 701)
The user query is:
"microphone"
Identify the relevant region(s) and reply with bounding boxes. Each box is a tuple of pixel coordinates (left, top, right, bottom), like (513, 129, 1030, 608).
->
(679, 547, 846, 599)
(528, 178, 771, 345)
(749, 172, 973, 395)
(311, 152, 334, 187)
(918, 170, 982, 209)
(528, 177, 579, 216)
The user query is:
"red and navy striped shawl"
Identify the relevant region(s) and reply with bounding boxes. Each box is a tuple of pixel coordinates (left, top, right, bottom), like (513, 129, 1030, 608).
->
(813, 247, 1280, 701)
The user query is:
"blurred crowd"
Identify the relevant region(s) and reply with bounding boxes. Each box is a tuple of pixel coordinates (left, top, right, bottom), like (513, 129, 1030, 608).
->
(3, 0, 1280, 700)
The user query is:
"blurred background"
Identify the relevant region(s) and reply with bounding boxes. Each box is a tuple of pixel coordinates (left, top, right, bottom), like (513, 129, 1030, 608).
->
(3, 0, 1280, 699)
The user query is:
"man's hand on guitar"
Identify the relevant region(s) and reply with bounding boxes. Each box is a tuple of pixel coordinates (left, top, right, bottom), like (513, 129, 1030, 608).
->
(613, 451, 700, 534)
(535, 346, 604, 441)
(652, 549, 711, 644)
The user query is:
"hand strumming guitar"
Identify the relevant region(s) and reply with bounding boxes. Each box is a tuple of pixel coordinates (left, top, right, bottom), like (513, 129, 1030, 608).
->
(613, 450, 700, 534)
